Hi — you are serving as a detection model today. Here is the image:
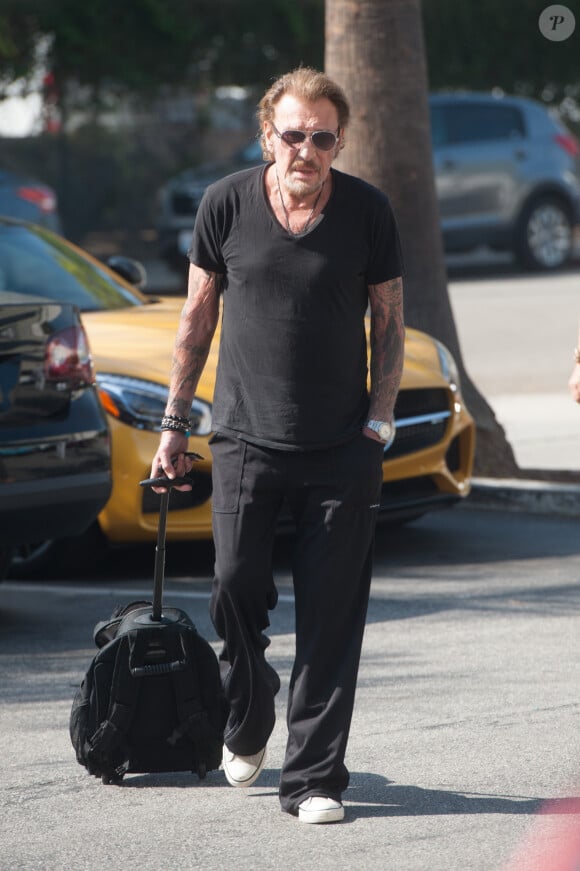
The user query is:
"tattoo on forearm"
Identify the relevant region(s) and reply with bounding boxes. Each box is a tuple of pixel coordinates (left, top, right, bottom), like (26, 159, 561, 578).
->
(368, 277, 405, 416)
(168, 344, 211, 417)
(165, 267, 221, 418)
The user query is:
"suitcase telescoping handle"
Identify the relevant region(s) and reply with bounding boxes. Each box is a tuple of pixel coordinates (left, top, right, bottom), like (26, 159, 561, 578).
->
(139, 452, 203, 622)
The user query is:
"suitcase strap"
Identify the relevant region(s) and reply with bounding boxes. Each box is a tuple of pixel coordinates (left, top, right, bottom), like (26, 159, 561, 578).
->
(88, 637, 137, 775)
(168, 637, 215, 746)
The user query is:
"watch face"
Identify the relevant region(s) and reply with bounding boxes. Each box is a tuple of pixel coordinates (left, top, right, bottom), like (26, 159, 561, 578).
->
(366, 419, 396, 447)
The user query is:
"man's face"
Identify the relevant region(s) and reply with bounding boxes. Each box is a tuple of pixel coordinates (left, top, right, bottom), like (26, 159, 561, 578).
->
(264, 94, 341, 198)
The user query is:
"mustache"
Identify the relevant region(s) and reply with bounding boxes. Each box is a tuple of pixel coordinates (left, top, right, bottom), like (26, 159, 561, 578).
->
(290, 160, 319, 172)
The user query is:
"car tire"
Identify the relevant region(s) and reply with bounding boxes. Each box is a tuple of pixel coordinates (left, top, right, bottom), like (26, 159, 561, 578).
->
(515, 196, 573, 271)
(8, 522, 109, 579)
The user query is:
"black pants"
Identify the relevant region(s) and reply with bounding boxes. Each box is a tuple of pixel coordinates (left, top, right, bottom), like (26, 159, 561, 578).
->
(209, 432, 384, 814)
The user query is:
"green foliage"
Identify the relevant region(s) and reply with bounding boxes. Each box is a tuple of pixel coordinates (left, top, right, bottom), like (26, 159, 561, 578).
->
(422, 0, 580, 96)
(0, 0, 324, 103)
(3, 0, 578, 107)
(0, 0, 40, 91)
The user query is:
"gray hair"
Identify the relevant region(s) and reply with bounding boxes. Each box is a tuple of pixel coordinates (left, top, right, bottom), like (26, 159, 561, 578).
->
(257, 67, 350, 160)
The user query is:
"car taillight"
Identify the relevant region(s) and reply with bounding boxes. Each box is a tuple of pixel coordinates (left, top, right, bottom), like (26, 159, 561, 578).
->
(44, 325, 95, 388)
(17, 184, 57, 214)
(554, 133, 580, 158)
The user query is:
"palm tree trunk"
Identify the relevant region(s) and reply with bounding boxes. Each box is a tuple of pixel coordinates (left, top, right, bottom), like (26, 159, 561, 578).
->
(325, 0, 518, 475)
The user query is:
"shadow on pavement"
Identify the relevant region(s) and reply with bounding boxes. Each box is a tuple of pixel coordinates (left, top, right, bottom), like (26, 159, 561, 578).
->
(373, 506, 580, 567)
(250, 769, 579, 820)
(345, 774, 579, 820)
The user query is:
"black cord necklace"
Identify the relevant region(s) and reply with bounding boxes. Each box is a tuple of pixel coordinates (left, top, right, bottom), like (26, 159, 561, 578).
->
(275, 168, 325, 236)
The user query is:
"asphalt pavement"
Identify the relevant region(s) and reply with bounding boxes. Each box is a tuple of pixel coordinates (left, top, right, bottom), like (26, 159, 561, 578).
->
(3, 506, 580, 871)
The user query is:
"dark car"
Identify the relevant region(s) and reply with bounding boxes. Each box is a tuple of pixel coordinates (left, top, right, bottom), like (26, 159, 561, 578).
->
(0, 298, 112, 579)
(156, 139, 262, 270)
(156, 92, 580, 272)
(0, 166, 62, 233)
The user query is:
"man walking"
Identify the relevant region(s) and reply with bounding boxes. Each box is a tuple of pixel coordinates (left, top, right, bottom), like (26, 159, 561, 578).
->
(151, 67, 404, 823)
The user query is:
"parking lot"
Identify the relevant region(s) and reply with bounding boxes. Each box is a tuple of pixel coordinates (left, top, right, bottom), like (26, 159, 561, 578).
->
(1, 504, 580, 871)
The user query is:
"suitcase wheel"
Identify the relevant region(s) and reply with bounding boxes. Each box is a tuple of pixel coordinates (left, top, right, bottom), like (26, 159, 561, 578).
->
(197, 762, 207, 780)
(102, 771, 124, 785)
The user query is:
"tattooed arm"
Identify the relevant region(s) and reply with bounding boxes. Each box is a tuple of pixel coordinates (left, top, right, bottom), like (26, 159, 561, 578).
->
(150, 263, 222, 486)
(364, 276, 405, 442)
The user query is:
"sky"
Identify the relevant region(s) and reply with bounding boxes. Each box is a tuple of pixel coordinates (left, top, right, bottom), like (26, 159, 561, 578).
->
(0, 92, 42, 136)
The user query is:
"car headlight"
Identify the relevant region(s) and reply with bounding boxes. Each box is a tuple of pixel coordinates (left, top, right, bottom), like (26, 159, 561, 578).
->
(435, 340, 461, 392)
(96, 374, 212, 436)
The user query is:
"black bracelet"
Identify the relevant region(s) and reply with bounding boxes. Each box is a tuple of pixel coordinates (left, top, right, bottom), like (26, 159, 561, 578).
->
(160, 415, 191, 436)
(160, 423, 191, 436)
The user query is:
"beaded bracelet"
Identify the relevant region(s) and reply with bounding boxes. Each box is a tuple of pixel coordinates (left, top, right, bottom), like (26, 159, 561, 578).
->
(162, 414, 191, 427)
(160, 423, 191, 436)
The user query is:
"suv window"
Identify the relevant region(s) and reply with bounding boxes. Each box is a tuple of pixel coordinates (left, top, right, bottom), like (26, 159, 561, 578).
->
(432, 103, 526, 146)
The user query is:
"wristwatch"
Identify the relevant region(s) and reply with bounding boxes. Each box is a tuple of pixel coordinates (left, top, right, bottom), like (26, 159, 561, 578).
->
(366, 419, 396, 447)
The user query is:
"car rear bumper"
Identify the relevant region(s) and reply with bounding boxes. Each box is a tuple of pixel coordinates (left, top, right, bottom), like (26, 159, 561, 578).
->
(0, 424, 112, 545)
(0, 469, 112, 543)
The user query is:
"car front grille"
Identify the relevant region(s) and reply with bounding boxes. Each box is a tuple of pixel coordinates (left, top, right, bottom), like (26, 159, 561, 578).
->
(141, 469, 213, 513)
(388, 388, 451, 459)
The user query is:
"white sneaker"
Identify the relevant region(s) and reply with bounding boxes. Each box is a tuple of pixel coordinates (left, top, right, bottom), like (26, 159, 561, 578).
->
(298, 796, 345, 824)
(222, 746, 267, 788)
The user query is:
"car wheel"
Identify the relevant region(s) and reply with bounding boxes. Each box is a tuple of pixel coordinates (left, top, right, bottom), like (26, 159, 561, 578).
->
(515, 196, 573, 271)
(8, 523, 109, 579)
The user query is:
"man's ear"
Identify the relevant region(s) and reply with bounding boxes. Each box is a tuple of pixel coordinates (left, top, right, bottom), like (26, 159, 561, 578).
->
(262, 125, 275, 161)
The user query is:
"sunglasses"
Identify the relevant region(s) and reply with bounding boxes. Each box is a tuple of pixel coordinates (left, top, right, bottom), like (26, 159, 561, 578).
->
(271, 122, 340, 152)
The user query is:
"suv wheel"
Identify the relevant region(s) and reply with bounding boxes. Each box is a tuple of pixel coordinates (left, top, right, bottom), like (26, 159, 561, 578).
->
(515, 196, 573, 271)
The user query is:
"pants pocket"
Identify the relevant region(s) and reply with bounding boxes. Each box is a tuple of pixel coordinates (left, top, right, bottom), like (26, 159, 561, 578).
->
(209, 434, 246, 513)
(333, 433, 384, 511)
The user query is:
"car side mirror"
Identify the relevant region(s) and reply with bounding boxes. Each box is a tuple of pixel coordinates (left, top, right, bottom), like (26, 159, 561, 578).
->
(106, 255, 147, 291)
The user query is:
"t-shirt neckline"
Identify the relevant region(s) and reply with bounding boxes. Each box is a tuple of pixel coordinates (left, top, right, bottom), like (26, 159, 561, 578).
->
(261, 163, 335, 239)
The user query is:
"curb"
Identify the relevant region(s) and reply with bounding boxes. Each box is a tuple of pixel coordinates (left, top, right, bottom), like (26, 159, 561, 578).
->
(468, 477, 580, 517)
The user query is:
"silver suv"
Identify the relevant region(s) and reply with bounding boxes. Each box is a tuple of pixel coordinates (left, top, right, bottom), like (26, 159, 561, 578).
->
(431, 92, 580, 270)
(157, 92, 580, 272)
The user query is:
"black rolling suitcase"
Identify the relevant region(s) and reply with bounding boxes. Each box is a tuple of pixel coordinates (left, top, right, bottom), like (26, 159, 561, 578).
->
(70, 468, 227, 784)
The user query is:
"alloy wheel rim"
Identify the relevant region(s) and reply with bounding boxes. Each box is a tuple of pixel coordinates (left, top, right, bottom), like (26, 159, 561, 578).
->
(527, 204, 571, 268)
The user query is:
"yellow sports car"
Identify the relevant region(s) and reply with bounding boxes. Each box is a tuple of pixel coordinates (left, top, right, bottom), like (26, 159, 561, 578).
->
(0, 219, 475, 572)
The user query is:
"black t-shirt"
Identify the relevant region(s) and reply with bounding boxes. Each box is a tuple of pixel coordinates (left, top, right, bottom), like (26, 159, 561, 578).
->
(189, 164, 403, 450)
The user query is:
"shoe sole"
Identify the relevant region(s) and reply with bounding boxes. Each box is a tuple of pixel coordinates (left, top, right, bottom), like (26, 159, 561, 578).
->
(298, 805, 345, 824)
(223, 747, 267, 788)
